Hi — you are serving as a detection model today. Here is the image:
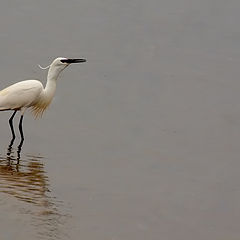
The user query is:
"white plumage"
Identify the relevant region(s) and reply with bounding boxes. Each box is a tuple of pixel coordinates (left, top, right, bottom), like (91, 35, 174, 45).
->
(0, 57, 86, 140)
(0, 80, 43, 113)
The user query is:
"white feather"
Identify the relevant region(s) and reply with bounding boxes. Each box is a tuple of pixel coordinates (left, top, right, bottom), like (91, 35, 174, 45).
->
(0, 80, 43, 111)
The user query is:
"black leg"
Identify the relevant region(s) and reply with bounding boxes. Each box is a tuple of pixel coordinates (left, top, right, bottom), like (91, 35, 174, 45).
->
(19, 115, 24, 141)
(9, 110, 17, 139)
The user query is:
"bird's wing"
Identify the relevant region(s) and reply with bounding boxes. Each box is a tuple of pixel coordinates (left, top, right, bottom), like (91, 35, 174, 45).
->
(0, 80, 43, 110)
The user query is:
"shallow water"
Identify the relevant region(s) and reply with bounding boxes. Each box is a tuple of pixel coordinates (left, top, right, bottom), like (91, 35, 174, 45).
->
(0, 141, 68, 240)
(1, 0, 240, 239)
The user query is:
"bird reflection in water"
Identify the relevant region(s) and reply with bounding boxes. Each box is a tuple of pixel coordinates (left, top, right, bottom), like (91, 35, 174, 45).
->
(0, 138, 68, 240)
(0, 138, 50, 207)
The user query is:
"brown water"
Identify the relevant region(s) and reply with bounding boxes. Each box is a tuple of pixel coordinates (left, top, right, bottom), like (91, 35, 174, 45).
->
(1, 0, 240, 239)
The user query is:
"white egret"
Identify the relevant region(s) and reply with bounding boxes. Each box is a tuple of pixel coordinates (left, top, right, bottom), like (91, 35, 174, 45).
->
(0, 57, 86, 140)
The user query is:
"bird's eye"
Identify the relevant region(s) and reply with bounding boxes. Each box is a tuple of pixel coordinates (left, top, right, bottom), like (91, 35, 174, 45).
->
(60, 59, 68, 63)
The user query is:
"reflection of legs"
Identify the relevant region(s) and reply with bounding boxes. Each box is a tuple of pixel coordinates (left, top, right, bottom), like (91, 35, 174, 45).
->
(17, 137, 24, 164)
(19, 115, 24, 141)
(7, 138, 14, 160)
(9, 110, 17, 139)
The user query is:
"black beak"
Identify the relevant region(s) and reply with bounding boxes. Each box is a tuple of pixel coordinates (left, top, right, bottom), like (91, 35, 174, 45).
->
(61, 58, 86, 64)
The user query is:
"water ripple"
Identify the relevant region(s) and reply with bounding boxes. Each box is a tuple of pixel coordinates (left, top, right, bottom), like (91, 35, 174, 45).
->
(0, 140, 70, 240)
(0, 151, 50, 207)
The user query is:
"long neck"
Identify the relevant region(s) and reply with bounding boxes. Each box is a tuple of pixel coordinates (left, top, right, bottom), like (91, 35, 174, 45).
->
(47, 65, 63, 82)
(31, 64, 65, 118)
(43, 65, 62, 99)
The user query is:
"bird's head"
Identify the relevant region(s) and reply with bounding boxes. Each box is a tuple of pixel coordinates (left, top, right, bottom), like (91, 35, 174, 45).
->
(51, 57, 86, 72)
(39, 57, 86, 80)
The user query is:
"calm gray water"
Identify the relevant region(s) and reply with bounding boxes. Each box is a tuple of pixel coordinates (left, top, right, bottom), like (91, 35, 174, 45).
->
(0, 0, 240, 239)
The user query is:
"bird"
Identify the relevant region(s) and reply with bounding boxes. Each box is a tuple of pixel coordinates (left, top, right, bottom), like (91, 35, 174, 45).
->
(0, 57, 86, 141)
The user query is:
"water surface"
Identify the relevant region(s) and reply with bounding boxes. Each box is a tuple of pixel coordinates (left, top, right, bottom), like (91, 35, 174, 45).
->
(1, 0, 240, 239)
